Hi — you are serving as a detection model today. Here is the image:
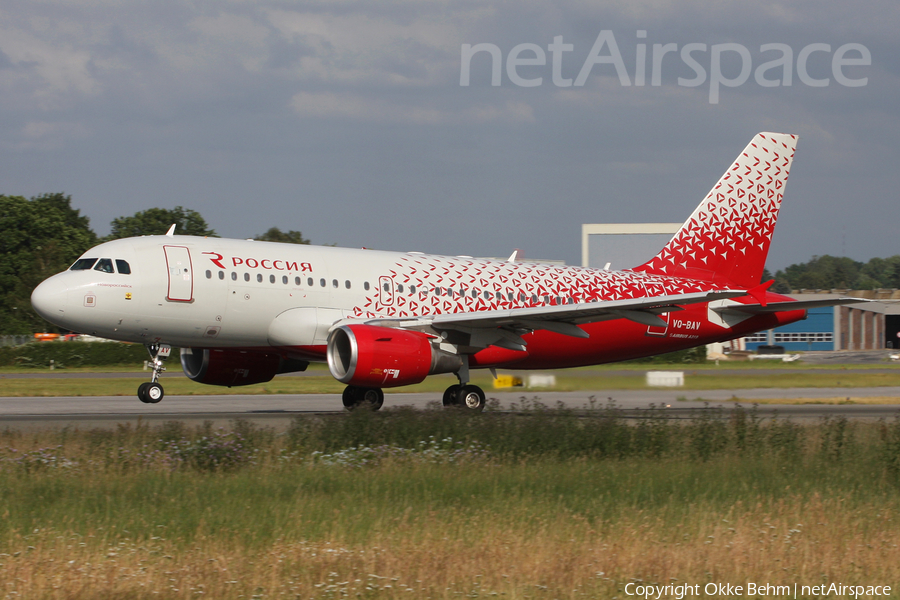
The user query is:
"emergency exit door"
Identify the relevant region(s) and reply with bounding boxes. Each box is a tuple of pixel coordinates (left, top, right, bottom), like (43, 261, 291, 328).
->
(164, 246, 193, 302)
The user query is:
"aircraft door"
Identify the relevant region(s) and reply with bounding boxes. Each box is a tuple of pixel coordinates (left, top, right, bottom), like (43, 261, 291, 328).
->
(164, 246, 193, 302)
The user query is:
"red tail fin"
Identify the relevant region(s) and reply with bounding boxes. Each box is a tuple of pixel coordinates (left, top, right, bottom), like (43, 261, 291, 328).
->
(632, 132, 798, 288)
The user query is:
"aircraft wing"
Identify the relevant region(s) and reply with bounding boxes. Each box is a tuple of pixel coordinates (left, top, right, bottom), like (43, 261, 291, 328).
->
(355, 290, 748, 352)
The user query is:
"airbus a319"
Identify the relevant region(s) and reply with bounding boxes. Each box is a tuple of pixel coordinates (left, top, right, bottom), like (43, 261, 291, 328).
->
(30, 133, 860, 411)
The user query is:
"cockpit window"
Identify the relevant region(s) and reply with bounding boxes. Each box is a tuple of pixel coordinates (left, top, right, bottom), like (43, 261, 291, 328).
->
(115, 259, 131, 274)
(94, 258, 115, 273)
(70, 258, 97, 271)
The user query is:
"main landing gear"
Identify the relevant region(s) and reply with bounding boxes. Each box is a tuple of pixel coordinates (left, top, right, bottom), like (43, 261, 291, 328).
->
(138, 343, 170, 404)
(441, 363, 486, 413)
(342, 386, 385, 411)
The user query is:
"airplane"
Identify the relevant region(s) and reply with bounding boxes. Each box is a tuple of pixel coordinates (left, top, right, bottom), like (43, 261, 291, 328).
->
(30, 132, 863, 411)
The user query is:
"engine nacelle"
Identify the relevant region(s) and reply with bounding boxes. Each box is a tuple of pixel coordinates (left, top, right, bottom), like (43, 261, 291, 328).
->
(327, 324, 462, 388)
(180, 348, 307, 387)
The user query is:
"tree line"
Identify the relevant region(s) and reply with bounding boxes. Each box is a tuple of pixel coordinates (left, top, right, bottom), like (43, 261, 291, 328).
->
(764, 255, 900, 294)
(1, 193, 310, 334)
(2, 193, 898, 334)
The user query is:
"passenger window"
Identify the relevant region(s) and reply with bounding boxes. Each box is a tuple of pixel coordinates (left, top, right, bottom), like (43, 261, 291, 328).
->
(269, 275, 276, 284)
(398, 284, 404, 293)
(205, 270, 212, 279)
(471, 290, 478, 298)
(257, 274, 263, 283)
(345, 280, 351, 289)
(364, 282, 370, 291)
(294, 277, 300, 285)
(115, 260, 131, 274)
(283, 276, 289, 285)
(218, 271, 225, 280)
(70, 258, 98, 271)
(484, 291, 491, 299)
(320, 279, 326, 287)
(410, 285, 416, 294)
(307, 277, 313, 286)
(232, 272, 237, 281)
(332, 279, 338, 288)
(244, 273, 250, 282)
(94, 258, 114, 273)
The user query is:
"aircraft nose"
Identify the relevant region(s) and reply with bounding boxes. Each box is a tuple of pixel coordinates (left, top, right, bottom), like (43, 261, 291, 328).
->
(31, 276, 69, 324)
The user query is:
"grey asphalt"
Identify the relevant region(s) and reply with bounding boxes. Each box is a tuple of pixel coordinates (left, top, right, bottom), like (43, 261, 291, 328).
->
(1, 387, 898, 430)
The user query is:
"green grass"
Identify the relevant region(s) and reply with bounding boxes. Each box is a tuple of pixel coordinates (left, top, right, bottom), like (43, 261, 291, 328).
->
(2, 410, 900, 598)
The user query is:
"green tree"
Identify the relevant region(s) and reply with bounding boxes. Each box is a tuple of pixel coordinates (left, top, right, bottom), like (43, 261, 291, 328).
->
(254, 227, 310, 245)
(761, 268, 792, 294)
(0, 193, 98, 333)
(775, 255, 863, 291)
(106, 206, 217, 240)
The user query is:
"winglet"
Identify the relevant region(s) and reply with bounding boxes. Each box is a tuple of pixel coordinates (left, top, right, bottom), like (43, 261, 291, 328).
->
(165, 224, 176, 237)
(746, 280, 774, 307)
(507, 249, 522, 262)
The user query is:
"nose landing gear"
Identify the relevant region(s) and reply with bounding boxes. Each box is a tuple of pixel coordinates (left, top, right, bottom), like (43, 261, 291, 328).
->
(138, 343, 170, 404)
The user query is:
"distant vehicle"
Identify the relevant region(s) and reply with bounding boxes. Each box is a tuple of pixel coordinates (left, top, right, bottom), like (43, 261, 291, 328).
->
(33, 333, 60, 341)
(31, 133, 861, 409)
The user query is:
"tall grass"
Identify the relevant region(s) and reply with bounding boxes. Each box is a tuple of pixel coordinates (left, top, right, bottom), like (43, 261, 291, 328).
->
(1, 405, 900, 598)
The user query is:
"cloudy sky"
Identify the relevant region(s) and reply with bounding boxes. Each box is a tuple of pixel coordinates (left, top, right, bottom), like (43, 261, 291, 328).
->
(2, 0, 898, 270)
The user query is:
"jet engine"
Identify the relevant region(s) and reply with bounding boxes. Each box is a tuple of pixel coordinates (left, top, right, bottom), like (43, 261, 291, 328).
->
(180, 348, 308, 387)
(327, 324, 462, 388)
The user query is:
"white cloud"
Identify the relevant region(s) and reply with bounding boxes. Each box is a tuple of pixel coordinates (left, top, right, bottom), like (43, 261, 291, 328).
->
(0, 27, 99, 106)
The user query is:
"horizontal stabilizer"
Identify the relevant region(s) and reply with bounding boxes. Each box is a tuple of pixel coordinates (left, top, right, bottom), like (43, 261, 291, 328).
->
(715, 298, 870, 315)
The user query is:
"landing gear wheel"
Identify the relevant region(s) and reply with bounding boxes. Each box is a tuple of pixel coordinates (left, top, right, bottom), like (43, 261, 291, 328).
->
(145, 382, 164, 404)
(360, 388, 384, 411)
(442, 384, 461, 407)
(342, 386, 359, 409)
(137, 382, 151, 404)
(457, 384, 486, 413)
(342, 386, 384, 411)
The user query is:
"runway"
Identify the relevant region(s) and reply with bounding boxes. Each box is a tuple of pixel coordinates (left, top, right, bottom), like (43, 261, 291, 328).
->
(2, 387, 899, 429)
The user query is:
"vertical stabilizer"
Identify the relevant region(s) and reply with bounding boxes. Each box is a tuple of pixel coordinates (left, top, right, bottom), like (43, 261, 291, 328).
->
(632, 132, 798, 288)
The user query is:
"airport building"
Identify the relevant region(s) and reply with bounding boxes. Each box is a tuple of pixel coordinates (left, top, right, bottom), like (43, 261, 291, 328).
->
(743, 292, 900, 352)
(581, 223, 900, 352)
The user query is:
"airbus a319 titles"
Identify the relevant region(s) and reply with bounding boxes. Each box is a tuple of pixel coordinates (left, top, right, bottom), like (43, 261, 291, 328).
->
(31, 133, 861, 411)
